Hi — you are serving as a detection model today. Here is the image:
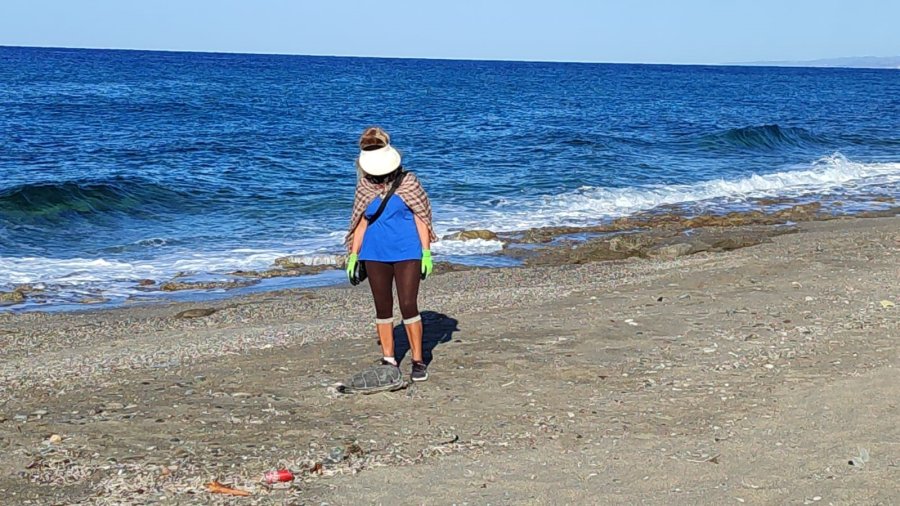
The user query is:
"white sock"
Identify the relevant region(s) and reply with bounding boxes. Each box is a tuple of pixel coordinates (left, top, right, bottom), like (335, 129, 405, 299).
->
(382, 356, 397, 366)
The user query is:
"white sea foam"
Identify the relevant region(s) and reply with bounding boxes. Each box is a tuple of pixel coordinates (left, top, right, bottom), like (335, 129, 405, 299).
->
(431, 239, 505, 256)
(272, 254, 345, 266)
(0, 248, 330, 306)
(434, 154, 900, 232)
(0, 257, 160, 286)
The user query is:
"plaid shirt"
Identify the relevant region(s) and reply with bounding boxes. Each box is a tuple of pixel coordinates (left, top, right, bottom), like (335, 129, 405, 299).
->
(346, 171, 437, 250)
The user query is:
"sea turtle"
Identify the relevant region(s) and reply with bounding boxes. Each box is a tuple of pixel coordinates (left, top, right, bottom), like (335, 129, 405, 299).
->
(338, 364, 407, 394)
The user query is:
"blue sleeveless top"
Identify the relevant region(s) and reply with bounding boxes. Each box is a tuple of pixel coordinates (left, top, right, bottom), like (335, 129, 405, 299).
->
(359, 195, 422, 262)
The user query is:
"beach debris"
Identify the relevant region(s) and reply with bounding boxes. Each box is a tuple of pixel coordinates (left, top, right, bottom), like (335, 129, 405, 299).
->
(848, 447, 870, 467)
(439, 435, 460, 446)
(326, 447, 346, 463)
(174, 308, 218, 319)
(206, 481, 251, 496)
(47, 434, 63, 445)
(263, 469, 295, 484)
(346, 442, 365, 457)
(879, 300, 895, 309)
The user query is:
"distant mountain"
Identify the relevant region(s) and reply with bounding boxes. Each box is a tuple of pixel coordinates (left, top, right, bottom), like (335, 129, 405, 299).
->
(736, 56, 900, 69)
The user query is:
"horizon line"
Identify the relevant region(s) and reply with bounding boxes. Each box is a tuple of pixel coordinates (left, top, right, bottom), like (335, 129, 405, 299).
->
(2, 43, 896, 70)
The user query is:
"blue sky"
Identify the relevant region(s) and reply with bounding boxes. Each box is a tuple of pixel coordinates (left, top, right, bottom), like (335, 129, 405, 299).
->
(1, 0, 898, 63)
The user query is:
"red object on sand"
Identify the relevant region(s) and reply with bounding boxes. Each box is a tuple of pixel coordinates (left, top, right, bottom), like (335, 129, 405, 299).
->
(264, 469, 295, 484)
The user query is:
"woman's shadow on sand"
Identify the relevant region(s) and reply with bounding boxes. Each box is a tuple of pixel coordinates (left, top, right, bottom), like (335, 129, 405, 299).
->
(393, 311, 459, 365)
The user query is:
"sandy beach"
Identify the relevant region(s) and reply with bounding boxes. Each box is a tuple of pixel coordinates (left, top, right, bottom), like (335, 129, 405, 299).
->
(1, 215, 898, 505)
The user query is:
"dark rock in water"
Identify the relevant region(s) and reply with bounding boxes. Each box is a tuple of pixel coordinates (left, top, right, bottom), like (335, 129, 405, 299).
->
(269, 266, 334, 277)
(526, 239, 638, 266)
(159, 280, 255, 292)
(13, 284, 44, 294)
(518, 225, 602, 244)
(854, 206, 900, 219)
(231, 265, 335, 279)
(444, 229, 499, 241)
(174, 308, 217, 319)
(0, 291, 26, 305)
(686, 211, 769, 228)
(613, 214, 687, 230)
(772, 202, 822, 222)
(647, 243, 693, 260)
(608, 234, 655, 253)
(79, 296, 109, 305)
(274, 255, 343, 269)
(273, 256, 300, 268)
(137, 279, 156, 286)
(755, 197, 790, 206)
(511, 203, 879, 248)
(527, 223, 802, 266)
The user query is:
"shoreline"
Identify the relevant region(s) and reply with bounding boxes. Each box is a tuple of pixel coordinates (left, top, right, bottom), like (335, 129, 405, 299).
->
(3, 197, 897, 314)
(0, 215, 896, 504)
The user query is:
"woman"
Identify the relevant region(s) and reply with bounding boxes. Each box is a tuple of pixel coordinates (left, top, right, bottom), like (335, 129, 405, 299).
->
(345, 127, 438, 382)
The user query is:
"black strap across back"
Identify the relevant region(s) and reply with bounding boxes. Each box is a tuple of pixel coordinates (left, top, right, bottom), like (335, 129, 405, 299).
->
(367, 171, 405, 225)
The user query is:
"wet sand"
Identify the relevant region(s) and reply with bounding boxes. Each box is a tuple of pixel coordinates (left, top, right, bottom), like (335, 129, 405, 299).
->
(0, 216, 898, 505)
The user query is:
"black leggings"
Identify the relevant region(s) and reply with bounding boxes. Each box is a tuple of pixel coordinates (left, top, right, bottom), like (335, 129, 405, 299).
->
(366, 260, 421, 321)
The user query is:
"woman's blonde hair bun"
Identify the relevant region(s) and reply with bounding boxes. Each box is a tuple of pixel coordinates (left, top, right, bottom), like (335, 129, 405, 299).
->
(359, 127, 391, 151)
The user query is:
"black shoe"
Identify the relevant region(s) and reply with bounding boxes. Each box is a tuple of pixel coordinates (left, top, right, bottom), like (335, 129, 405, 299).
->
(380, 358, 399, 368)
(411, 361, 428, 382)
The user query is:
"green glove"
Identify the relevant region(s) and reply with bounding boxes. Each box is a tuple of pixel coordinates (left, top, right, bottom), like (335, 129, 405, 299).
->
(346, 253, 358, 283)
(421, 249, 433, 279)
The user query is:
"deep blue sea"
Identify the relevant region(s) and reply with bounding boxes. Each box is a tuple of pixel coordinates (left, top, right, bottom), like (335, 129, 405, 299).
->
(1, 46, 898, 309)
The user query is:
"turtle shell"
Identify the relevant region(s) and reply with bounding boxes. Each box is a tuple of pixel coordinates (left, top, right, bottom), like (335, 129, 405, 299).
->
(340, 364, 407, 394)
